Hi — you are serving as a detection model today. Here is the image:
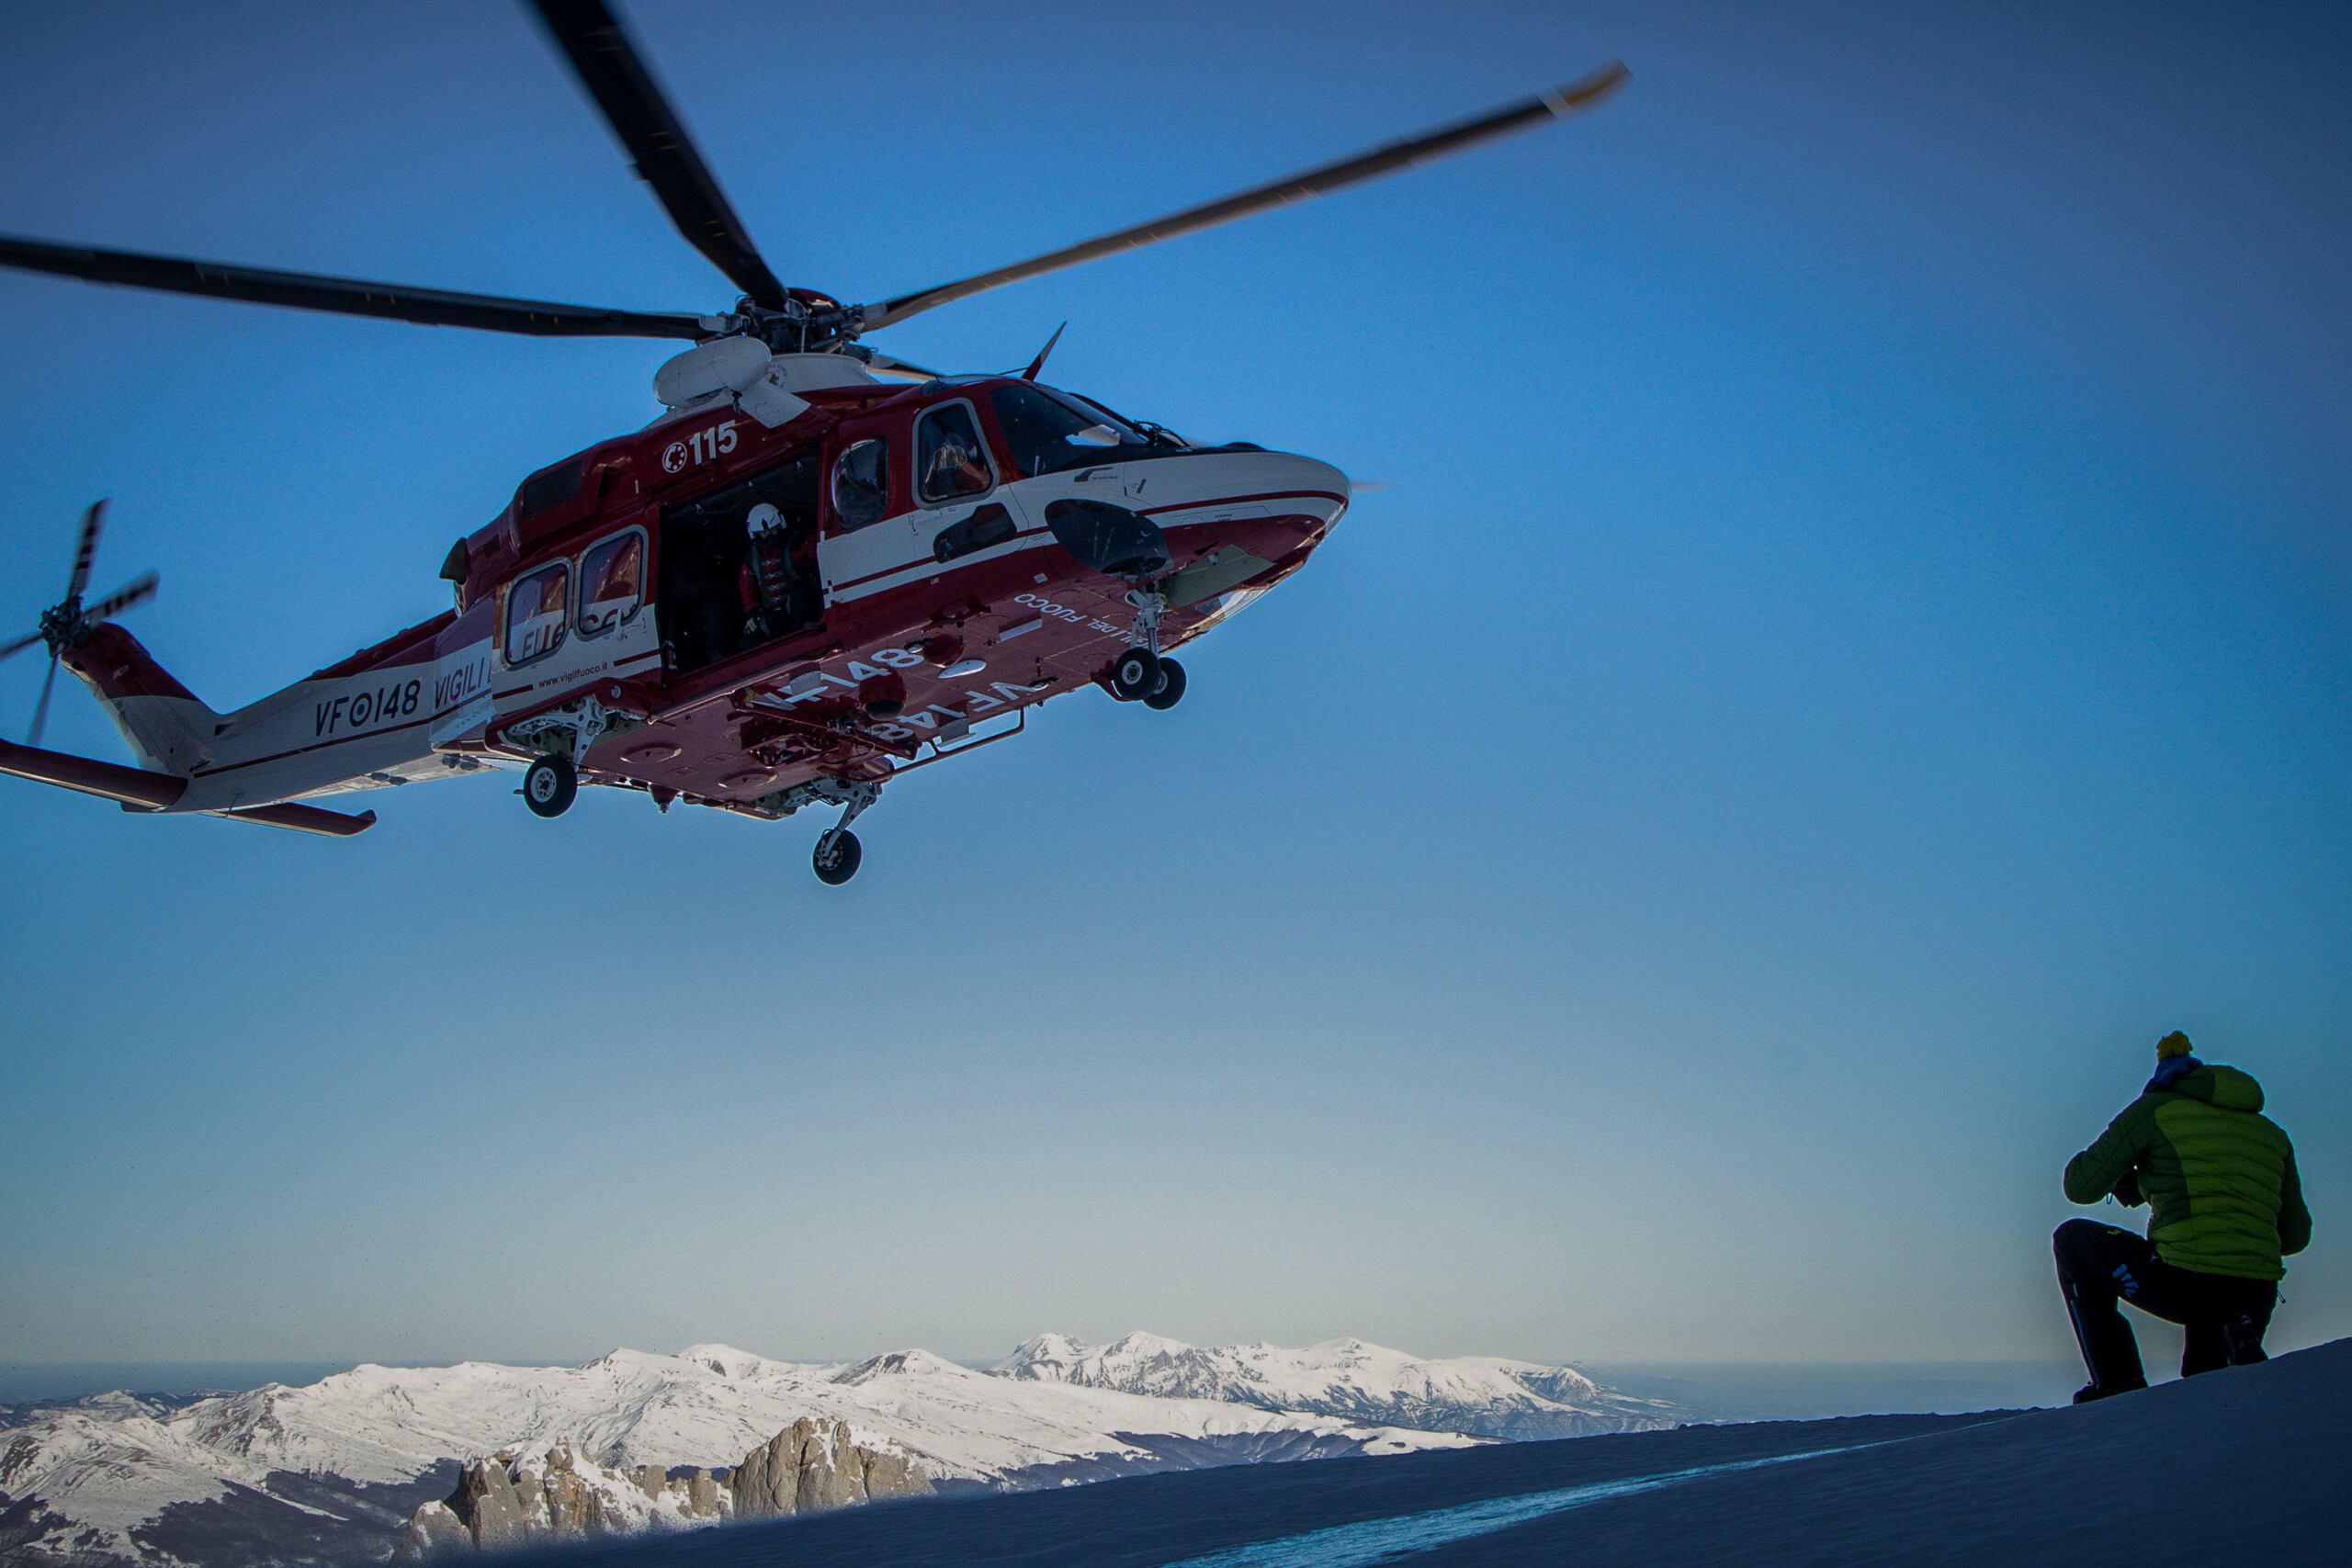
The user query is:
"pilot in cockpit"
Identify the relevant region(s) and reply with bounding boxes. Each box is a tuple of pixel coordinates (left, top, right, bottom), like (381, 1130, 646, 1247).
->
(923, 431, 989, 500)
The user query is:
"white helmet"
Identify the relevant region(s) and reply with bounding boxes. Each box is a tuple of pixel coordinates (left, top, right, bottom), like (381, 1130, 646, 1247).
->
(745, 502, 784, 537)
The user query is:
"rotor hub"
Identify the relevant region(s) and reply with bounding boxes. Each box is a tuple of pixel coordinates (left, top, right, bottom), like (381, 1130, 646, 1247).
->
(714, 287, 864, 354)
(37, 598, 84, 651)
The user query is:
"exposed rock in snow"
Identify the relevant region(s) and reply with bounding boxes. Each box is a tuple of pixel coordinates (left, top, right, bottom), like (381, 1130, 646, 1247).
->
(390, 1437, 741, 1559)
(729, 1416, 933, 1520)
(993, 1332, 1679, 1439)
(392, 1500, 469, 1560)
(379, 1413, 940, 1563)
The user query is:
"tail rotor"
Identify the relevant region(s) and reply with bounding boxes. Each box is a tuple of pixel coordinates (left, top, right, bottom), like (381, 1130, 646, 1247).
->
(2, 501, 161, 745)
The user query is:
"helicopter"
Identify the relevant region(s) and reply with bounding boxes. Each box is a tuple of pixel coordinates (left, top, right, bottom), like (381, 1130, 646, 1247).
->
(0, 0, 1626, 884)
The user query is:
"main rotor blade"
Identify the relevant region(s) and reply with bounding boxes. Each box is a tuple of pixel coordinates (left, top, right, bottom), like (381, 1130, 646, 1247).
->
(66, 500, 107, 601)
(856, 62, 1631, 333)
(0, 235, 716, 340)
(531, 0, 788, 310)
(0, 630, 43, 663)
(82, 572, 158, 626)
(28, 652, 60, 747)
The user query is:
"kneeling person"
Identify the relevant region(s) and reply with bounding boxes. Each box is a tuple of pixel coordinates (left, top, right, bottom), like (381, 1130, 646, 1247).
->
(2055, 1031, 2312, 1403)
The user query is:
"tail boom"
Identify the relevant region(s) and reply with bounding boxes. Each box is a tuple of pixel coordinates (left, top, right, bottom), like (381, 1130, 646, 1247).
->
(54, 605, 495, 814)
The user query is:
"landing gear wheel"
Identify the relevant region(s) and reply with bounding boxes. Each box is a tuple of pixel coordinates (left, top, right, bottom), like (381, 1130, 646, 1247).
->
(523, 754, 576, 818)
(1143, 657, 1187, 711)
(813, 828, 864, 886)
(1110, 647, 1161, 702)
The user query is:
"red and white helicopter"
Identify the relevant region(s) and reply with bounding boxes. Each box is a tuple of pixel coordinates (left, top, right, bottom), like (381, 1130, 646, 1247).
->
(0, 0, 1624, 883)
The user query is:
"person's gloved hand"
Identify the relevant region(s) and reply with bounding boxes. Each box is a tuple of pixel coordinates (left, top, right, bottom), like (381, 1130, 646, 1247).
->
(2113, 1168, 2144, 1207)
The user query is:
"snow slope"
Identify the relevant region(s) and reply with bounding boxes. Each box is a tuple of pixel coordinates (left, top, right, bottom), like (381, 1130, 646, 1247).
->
(496, 1339, 2352, 1567)
(995, 1333, 1678, 1439)
(2, 1407, 249, 1544)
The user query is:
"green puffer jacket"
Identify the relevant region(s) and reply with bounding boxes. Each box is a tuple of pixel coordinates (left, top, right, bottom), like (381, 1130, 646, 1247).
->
(2065, 1063, 2312, 1280)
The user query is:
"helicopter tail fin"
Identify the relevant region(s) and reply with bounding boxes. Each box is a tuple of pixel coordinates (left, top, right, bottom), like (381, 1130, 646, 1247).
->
(59, 622, 220, 776)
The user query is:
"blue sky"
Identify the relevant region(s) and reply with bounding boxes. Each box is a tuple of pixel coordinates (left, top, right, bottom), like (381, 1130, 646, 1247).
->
(1, 1, 2346, 1374)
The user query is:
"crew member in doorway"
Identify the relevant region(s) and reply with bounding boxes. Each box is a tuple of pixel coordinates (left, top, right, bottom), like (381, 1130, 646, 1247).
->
(740, 502, 805, 644)
(2054, 1031, 2312, 1403)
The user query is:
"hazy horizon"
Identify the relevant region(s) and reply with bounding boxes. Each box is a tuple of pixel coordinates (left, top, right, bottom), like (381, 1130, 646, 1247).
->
(0, 1344, 2091, 1423)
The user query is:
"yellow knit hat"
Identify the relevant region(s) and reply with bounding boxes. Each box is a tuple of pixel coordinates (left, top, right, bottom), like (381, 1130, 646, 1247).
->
(2156, 1031, 2194, 1061)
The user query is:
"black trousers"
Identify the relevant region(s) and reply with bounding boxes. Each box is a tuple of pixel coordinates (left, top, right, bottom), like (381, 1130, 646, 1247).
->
(2053, 1218, 2277, 1391)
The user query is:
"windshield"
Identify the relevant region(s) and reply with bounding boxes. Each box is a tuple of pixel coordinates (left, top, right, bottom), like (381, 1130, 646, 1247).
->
(1063, 390, 1185, 450)
(990, 384, 1161, 478)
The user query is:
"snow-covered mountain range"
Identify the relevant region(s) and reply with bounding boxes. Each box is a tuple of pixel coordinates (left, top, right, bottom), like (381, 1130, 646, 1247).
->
(0, 1337, 1670, 1567)
(997, 1332, 1678, 1439)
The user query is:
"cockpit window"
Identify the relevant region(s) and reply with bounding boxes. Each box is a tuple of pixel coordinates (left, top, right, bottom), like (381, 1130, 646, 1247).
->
(916, 401, 995, 504)
(831, 437, 890, 530)
(990, 384, 1149, 478)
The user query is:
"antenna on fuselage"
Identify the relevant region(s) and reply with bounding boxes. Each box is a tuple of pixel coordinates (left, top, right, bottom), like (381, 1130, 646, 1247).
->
(1022, 321, 1069, 382)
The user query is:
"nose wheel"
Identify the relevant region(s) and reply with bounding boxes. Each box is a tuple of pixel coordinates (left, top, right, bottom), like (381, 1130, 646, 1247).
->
(1108, 587, 1185, 708)
(1109, 648, 1187, 709)
(1144, 657, 1186, 710)
(1110, 647, 1161, 701)
(522, 753, 577, 818)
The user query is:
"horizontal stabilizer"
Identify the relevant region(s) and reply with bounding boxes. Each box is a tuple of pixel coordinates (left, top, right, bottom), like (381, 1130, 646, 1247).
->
(0, 735, 186, 810)
(218, 801, 379, 837)
(0, 738, 374, 836)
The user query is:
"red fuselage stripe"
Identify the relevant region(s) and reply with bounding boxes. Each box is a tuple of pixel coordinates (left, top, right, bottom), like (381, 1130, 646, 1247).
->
(493, 648, 662, 701)
(1136, 488, 1349, 518)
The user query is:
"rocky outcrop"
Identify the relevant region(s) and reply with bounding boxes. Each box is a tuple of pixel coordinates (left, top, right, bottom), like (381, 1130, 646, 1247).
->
(394, 1419, 927, 1558)
(396, 1500, 472, 1559)
(392, 1441, 729, 1560)
(729, 1416, 933, 1520)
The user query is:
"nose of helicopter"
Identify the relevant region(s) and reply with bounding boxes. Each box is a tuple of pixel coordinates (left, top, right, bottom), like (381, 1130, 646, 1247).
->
(1290, 454, 1351, 525)
(1225, 449, 1350, 531)
(1145, 445, 1351, 550)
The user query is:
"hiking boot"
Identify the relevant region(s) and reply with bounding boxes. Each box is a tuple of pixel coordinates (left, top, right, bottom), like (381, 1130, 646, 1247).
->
(2222, 1314, 2269, 1368)
(2072, 1379, 2146, 1404)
